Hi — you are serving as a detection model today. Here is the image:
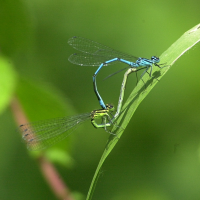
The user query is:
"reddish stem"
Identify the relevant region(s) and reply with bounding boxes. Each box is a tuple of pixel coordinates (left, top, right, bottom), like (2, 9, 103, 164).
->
(11, 96, 74, 200)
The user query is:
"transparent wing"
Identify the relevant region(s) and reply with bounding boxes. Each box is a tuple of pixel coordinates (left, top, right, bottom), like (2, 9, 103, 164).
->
(68, 36, 138, 66)
(68, 52, 112, 66)
(18, 113, 91, 151)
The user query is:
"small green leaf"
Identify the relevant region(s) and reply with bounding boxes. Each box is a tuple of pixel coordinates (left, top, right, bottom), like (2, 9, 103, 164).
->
(0, 56, 17, 114)
(16, 78, 75, 121)
(86, 24, 200, 200)
(45, 149, 74, 167)
(16, 77, 77, 158)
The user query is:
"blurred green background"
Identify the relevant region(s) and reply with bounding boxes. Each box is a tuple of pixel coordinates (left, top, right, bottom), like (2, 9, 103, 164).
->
(1, 0, 200, 199)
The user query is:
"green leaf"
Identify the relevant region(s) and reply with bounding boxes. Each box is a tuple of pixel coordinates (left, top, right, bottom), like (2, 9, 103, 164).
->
(45, 149, 74, 168)
(16, 77, 77, 164)
(86, 24, 200, 200)
(0, 56, 17, 114)
(16, 78, 75, 121)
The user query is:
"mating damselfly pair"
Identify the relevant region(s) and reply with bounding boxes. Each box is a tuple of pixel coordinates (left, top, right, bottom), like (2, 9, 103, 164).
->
(18, 36, 163, 151)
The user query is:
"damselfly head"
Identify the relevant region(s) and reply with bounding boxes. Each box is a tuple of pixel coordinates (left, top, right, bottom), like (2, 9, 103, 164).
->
(105, 104, 114, 111)
(151, 56, 160, 63)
